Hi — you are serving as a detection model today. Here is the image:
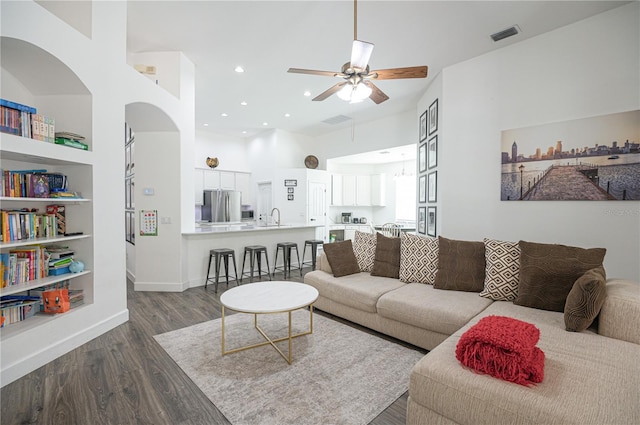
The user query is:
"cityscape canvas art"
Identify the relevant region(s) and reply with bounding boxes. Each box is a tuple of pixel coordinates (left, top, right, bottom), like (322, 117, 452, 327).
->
(500, 110, 639, 201)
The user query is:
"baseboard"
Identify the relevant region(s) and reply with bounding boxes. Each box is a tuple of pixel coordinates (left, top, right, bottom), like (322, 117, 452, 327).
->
(134, 280, 190, 292)
(1, 309, 129, 387)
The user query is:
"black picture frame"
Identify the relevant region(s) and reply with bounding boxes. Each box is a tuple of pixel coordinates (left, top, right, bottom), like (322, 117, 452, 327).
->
(418, 207, 426, 234)
(419, 175, 427, 203)
(419, 142, 427, 173)
(428, 135, 438, 169)
(419, 110, 428, 142)
(428, 171, 437, 203)
(427, 206, 437, 237)
(428, 98, 438, 135)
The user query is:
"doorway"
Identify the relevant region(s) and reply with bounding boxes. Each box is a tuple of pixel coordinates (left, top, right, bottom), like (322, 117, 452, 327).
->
(257, 181, 272, 224)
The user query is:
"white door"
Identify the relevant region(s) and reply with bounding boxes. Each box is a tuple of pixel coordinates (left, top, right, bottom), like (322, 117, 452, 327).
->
(308, 180, 326, 240)
(257, 182, 272, 224)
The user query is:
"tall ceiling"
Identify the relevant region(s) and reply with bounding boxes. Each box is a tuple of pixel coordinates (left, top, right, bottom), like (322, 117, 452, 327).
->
(125, 1, 626, 139)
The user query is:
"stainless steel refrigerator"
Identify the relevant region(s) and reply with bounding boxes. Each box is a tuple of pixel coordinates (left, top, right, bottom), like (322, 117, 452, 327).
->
(202, 190, 242, 223)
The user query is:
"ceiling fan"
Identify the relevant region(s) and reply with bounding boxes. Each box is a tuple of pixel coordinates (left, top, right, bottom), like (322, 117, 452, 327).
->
(287, 0, 428, 104)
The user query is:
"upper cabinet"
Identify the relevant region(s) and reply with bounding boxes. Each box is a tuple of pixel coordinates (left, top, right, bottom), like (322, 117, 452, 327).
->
(331, 173, 385, 206)
(195, 168, 251, 205)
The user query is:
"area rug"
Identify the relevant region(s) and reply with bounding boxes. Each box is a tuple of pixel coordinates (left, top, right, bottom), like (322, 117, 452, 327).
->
(153, 310, 424, 425)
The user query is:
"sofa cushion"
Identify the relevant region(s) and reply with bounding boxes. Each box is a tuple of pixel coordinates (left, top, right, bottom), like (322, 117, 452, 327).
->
(515, 241, 606, 312)
(564, 266, 607, 332)
(377, 283, 493, 335)
(599, 279, 640, 344)
(371, 233, 401, 279)
(318, 251, 332, 274)
(399, 233, 439, 284)
(353, 231, 377, 272)
(303, 270, 405, 313)
(480, 238, 520, 301)
(322, 240, 360, 277)
(433, 237, 485, 292)
(409, 301, 640, 425)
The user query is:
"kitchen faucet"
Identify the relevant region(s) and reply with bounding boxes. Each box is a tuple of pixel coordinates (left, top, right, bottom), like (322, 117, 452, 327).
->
(271, 207, 280, 227)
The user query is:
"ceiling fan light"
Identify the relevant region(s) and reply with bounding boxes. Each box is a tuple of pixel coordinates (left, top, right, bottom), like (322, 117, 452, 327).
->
(337, 82, 372, 103)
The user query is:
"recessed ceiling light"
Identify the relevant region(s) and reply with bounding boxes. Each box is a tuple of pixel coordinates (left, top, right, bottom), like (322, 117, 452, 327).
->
(262, 122, 268, 126)
(203, 123, 209, 127)
(284, 113, 291, 117)
(234, 66, 245, 73)
(303, 91, 311, 97)
(242, 130, 247, 134)
(221, 113, 228, 117)
(379, 151, 390, 154)
(240, 101, 247, 106)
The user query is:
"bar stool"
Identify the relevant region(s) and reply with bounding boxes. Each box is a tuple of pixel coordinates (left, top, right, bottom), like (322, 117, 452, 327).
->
(302, 239, 324, 271)
(241, 245, 272, 283)
(205, 248, 239, 293)
(273, 242, 302, 279)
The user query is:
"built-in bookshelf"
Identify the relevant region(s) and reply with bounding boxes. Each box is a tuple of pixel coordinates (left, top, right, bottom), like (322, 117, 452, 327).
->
(0, 40, 94, 338)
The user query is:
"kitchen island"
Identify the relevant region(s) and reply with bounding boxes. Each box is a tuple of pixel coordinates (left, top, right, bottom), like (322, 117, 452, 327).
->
(183, 223, 323, 289)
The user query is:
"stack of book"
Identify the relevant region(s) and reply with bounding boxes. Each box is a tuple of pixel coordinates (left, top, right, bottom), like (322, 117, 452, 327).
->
(0, 245, 47, 287)
(54, 132, 88, 150)
(0, 295, 41, 327)
(48, 256, 73, 276)
(0, 209, 58, 242)
(0, 98, 55, 141)
(1, 169, 68, 198)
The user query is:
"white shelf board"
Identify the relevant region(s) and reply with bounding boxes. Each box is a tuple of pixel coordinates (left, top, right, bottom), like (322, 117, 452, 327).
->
(0, 270, 91, 297)
(0, 234, 91, 249)
(0, 197, 91, 203)
(0, 302, 91, 340)
(0, 133, 93, 165)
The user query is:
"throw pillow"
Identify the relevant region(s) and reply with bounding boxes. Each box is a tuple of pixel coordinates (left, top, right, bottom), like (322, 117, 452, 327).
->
(399, 233, 439, 284)
(371, 232, 401, 279)
(564, 266, 607, 332)
(479, 238, 520, 301)
(322, 240, 361, 278)
(515, 241, 606, 312)
(433, 237, 486, 292)
(353, 231, 377, 272)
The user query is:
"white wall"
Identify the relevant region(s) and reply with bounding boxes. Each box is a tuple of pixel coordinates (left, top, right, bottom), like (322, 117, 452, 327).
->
(439, 3, 640, 280)
(194, 130, 250, 172)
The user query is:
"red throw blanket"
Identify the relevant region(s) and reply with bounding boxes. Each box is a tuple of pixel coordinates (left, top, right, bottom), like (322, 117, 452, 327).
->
(455, 315, 545, 386)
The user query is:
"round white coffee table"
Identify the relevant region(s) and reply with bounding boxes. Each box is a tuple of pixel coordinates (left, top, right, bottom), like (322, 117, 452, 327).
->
(220, 281, 319, 364)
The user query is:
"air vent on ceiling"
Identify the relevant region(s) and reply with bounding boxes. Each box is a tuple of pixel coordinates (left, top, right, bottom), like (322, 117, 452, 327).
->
(491, 25, 520, 42)
(322, 114, 352, 125)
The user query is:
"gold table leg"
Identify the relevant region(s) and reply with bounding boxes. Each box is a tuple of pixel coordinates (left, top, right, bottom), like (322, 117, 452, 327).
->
(221, 305, 314, 365)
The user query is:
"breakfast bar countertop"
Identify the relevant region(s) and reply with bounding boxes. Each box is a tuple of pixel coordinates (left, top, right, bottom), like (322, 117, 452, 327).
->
(183, 222, 321, 236)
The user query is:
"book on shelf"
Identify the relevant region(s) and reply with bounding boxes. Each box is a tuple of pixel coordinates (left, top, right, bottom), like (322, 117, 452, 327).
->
(46, 205, 66, 235)
(1, 169, 67, 198)
(0, 295, 41, 327)
(55, 131, 85, 141)
(0, 209, 58, 242)
(54, 137, 88, 150)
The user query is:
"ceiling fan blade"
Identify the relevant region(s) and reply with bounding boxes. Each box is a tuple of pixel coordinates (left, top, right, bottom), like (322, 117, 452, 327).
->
(350, 40, 374, 71)
(313, 82, 347, 101)
(364, 81, 389, 104)
(287, 68, 340, 77)
(370, 66, 428, 80)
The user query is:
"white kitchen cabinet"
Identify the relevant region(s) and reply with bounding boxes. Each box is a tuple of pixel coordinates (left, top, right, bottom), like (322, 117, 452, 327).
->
(356, 175, 371, 206)
(371, 173, 386, 206)
(331, 174, 343, 206)
(342, 174, 357, 206)
(203, 169, 220, 190)
(194, 168, 204, 205)
(220, 171, 235, 190)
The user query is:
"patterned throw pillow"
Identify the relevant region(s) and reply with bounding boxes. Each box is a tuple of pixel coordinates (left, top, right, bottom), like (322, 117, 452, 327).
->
(564, 266, 607, 332)
(353, 231, 377, 272)
(399, 233, 439, 284)
(480, 238, 520, 301)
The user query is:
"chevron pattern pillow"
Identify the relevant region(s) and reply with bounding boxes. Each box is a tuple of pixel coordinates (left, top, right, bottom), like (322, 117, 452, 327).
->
(399, 233, 439, 284)
(480, 238, 520, 301)
(353, 231, 377, 272)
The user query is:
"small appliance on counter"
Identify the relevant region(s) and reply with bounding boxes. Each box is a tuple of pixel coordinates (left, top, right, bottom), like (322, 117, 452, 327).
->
(360, 217, 367, 224)
(341, 212, 352, 224)
(352, 217, 360, 224)
(240, 205, 254, 221)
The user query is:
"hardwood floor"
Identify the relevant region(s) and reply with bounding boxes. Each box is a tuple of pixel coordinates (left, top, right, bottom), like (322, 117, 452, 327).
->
(1, 269, 425, 424)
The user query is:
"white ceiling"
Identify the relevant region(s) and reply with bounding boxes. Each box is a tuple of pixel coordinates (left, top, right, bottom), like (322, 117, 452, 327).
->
(125, 1, 628, 139)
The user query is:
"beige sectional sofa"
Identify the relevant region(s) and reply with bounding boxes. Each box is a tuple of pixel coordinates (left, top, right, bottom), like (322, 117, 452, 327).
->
(303, 235, 640, 425)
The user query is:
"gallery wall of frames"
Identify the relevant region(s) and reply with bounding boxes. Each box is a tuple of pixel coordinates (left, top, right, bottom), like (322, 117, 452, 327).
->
(418, 98, 438, 237)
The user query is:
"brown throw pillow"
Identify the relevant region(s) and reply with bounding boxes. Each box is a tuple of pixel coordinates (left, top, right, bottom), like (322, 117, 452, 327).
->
(433, 237, 486, 292)
(322, 240, 361, 277)
(564, 266, 607, 332)
(515, 241, 606, 312)
(371, 233, 401, 278)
